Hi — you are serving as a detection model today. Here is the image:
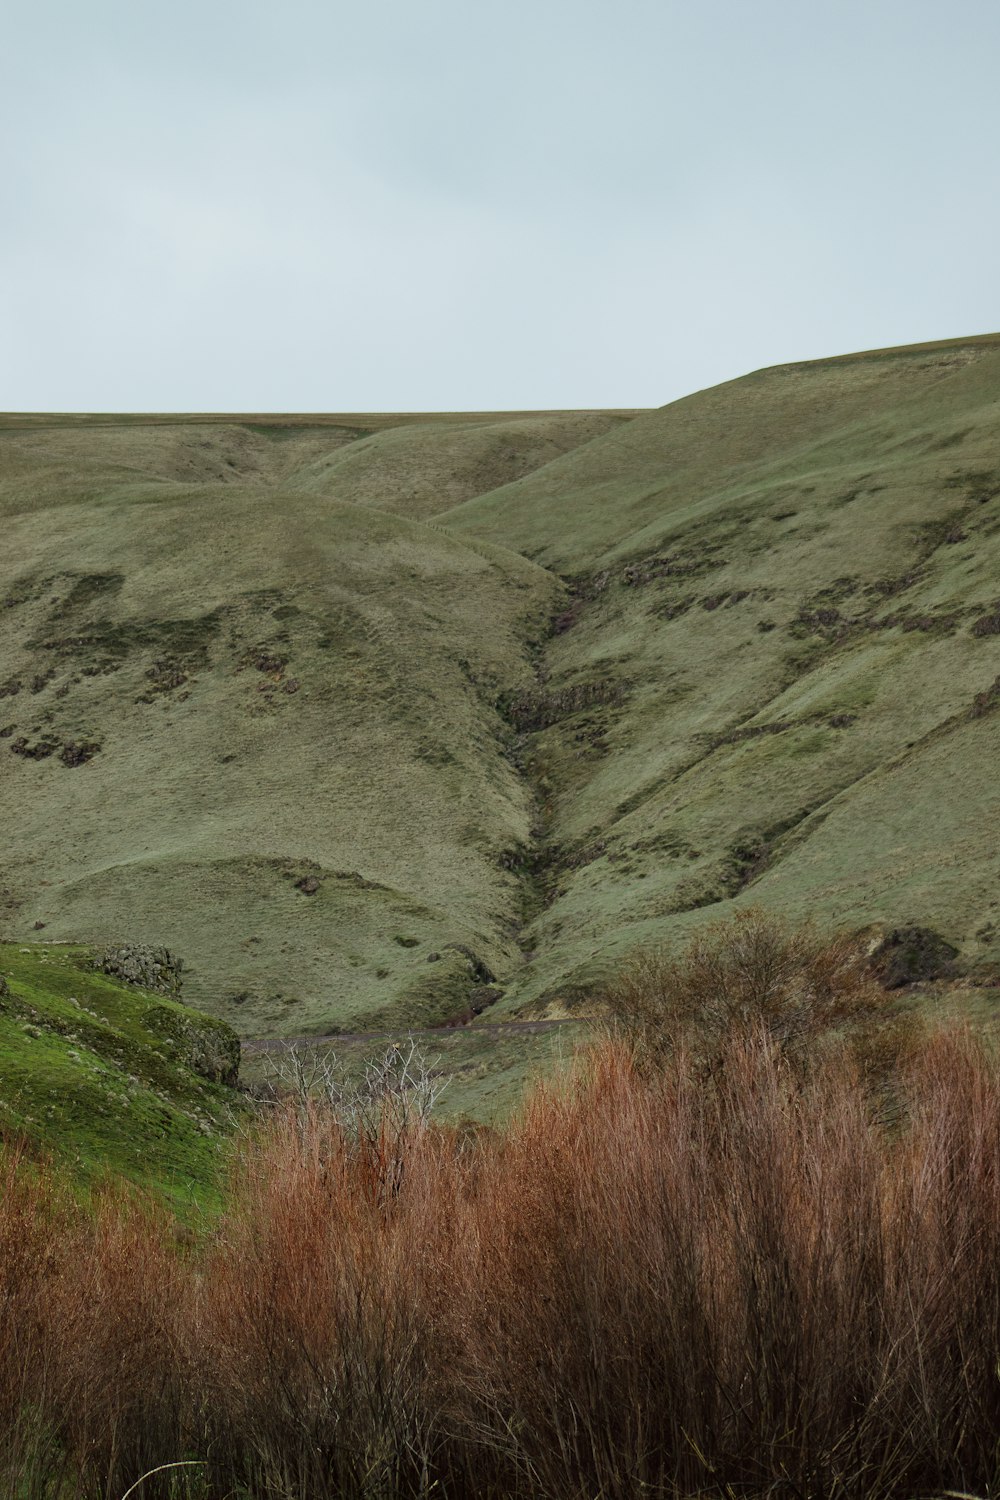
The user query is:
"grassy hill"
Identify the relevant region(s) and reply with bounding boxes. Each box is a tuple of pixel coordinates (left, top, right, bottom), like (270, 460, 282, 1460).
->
(0, 411, 638, 1038)
(3, 338, 1000, 1058)
(0, 940, 239, 1208)
(443, 334, 1000, 1011)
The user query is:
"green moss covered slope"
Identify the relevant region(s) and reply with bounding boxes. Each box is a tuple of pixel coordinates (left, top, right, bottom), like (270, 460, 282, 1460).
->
(0, 941, 240, 1207)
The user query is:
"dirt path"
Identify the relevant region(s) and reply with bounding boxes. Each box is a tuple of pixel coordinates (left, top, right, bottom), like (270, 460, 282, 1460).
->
(241, 1016, 585, 1054)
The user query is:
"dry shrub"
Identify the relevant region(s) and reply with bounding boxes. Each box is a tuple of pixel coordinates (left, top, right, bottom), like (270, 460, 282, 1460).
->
(0, 1141, 74, 1497)
(0, 1152, 190, 1499)
(39, 1186, 188, 1496)
(1, 920, 1000, 1499)
(439, 1029, 1000, 1499)
(193, 1098, 442, 1499)
(602, 906, 905, 1071)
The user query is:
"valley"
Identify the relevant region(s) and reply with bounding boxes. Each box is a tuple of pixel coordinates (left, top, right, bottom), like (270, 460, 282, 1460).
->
(2, 333, 1000, 1086)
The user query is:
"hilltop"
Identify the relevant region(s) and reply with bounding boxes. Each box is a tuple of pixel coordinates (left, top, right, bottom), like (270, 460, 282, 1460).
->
(2, 336, 999, 1050)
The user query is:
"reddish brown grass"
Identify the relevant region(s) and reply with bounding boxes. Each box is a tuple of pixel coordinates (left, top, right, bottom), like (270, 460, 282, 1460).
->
(1, 972, 999, 1498)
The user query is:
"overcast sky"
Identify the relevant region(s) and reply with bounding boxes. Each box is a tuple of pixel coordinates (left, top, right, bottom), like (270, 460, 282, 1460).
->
(2, 0, 999, 412)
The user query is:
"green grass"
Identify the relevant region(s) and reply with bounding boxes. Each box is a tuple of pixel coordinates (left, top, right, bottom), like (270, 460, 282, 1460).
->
(0, 942, 241, 1211)
(441, 333, 1000, 1013)
(0, 449, 564, 1036)
(3, 334, 1000, 1071)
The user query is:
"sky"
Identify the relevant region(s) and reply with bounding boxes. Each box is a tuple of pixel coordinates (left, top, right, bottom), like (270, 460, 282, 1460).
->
(2, 0, 1000, 412)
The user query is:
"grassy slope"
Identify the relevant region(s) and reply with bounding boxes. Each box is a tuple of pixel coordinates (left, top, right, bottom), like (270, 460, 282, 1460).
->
(276, 413, 631, 520)
(0, 941, 238, 1208)
(5, 336, 1000, 1080)
(442, 336, 1000, 1010)
(0, 415, 628, 1038)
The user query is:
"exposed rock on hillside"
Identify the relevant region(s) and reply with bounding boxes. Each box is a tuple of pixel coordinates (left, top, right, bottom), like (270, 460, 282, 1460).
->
(143, 1001, 241, 1085)
(95, 944, 184, 996)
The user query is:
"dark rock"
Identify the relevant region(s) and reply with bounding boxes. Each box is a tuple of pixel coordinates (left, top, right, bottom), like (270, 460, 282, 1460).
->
(443, 943, 496, 984)
(469, 985, 502, 1015)
(10, 736, 60, 760)
(144, 1003, 241, 1086)
(94, 943, 184, 996)
(972, 610, 1000, 638)
(239, 646, 288, 675)
(59, 740, 101, 767)
(295, 876, 320, 896)
(870, 926, 960, 989)
(971, 677, 1000, 718)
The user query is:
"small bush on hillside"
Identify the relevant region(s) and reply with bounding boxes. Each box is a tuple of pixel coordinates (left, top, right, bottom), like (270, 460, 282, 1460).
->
(869, 923, 959, 987)
(601, 906, 904, 1074)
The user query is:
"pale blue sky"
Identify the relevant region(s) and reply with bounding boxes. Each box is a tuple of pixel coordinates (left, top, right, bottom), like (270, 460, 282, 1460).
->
(2, 0, 999, 410)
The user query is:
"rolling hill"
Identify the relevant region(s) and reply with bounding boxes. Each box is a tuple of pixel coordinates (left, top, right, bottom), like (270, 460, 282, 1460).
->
(443, 334, 1000, 1010)
(2, 336, 999, 1051)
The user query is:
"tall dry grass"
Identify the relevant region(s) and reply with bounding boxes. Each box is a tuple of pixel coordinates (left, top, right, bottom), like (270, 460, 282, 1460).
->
(1, 919, 999, 1498)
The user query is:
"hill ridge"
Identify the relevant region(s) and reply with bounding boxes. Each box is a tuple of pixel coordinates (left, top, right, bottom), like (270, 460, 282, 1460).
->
(2, 336, 999, 1050)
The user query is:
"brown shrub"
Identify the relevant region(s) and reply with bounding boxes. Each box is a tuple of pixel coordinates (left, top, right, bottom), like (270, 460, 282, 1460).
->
(601, 906, 892, 1070)
(192, 1102, 441, 1498)
(2, 930, 1000, 1499)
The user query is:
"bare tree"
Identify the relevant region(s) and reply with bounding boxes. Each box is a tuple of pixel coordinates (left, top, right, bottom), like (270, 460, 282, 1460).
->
(255, 1038, 450, 1201)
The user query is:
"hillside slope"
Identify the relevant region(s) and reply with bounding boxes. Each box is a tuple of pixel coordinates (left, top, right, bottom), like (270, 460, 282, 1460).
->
(4, 339, 1000, 1048)
(0, 940, 239, 1206)
(442, 334, 1000, 1009)
(0, 413, 606, 1035)
(275, 412, 630, 520)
